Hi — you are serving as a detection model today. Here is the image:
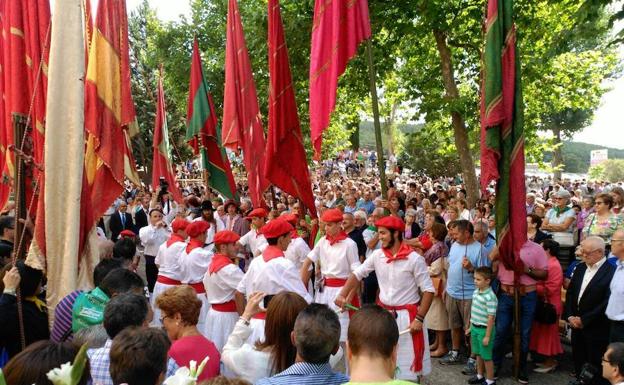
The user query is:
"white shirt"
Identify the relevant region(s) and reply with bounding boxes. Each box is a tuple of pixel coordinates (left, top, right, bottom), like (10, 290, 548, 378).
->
(203, 263, 244, 304)
(307, 237, 360, 279)
(607, 258, 624, 321)
(354, 248, 435, 306)
(237, 254, 312, 303)
(179, 247, 214, 284)
(578, 257, 607, 304)
(222, 320, 272, 384)
(154, 241, 186, 280)
(362, 228, 381, 259)
(139, 225, 171, 257)
(285, 237, 311, 271)
(239, 228, 268, 257)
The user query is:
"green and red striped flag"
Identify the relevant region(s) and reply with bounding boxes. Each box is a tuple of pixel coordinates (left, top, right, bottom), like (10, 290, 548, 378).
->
(480, 0, 526, 274)
(186, 38, 237, 199)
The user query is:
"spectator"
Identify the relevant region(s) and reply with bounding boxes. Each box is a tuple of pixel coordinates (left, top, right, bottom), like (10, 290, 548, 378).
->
(2, 340, 90, 385)
(582, 193, 622, 250)
(565, 236, 615, 385)
(71, 268, 145, 335)
(0, 261, 48, 358)
(529, 239, 564, 373)
(344, 304, 411, 385)
(602, 342, 624, 385)
(526, 214, 552, 244)
(403, 209, 421, 241)
(51, 258, 123, 342)
(256, 303, 348, 385)
(424, 222, 450, 358)
(0, 216, 15, 268)
(610, 187, 624, 215)
(109, 327, 171, 385)
(112, 237, 138, 270)
(222, 291, 308, 384)
(441, 220, 483, 366)
(607, 230, 624, 343)
(88, 292, 177, 385)
(542, 189, 576, 247)
(577, 196, 595, 244)
(73, 324, 109, 349)
(467, 267, 497, 385)
(156, 285, 220, 381)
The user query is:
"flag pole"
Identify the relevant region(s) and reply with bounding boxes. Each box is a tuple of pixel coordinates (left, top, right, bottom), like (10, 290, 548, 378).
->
(364, 39, 388, 199)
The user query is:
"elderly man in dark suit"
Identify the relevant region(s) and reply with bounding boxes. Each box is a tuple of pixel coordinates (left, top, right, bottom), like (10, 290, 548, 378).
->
(565, 236, 616, 385)
(109, 201, 134, 242)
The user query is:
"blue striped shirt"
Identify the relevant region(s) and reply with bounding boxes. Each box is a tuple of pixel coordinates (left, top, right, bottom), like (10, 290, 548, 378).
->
(256, 362, 349, 385)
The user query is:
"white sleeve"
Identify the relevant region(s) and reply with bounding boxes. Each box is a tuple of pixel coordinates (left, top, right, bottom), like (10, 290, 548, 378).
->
(239, 231, 251, 248)
(347, 241, 361, 272)
(353, 253, 376, 281)
(221, 320, 254, 376)
(306, 241, 322, 263)
(296, 240, 311, 267)
(217, 218, 226, 231)
(139, 226, 156, 247)
(271, 261, 312, 303)
(154, 244, 166, 266)
(237, 266, 251, 295)
(222, 265, 245, 291)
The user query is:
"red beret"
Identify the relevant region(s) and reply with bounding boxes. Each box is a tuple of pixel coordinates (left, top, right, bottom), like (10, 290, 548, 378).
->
(245, 208, 268, 220)
(321, 208, 344, 223)
(375, 215, 405, 232)
(214, 230, 241, 245)
(261, 219, 293, 239)
(281, 213, 299, 225)
(186, 220, 210, 238)
(120, 230, 135, 238)
(171, 218, 190, 233)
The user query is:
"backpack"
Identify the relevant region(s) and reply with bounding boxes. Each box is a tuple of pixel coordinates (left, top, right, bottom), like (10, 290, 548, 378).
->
(71, 287, 110, 333)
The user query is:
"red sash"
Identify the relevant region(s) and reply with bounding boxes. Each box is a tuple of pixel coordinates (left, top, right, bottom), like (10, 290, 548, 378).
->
(378, 301, 424, 372)
(326, 231, 348, 245)
(157, 276, 181, 285)
(382, 242, 413, 263)
(212, 300, 237, 312)
(186, 239, 204, 254)
(325, 278, 360, 318)
(166, 234, 186, 247)
(209, 254, 233, 274)
(252, 312, 266, 320)
(263, 245, 285, 262)
(189, 282, 206, 294)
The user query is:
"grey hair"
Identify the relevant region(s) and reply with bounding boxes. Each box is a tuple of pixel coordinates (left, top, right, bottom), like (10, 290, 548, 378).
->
(293, 304, 340, 364)
(584, 236, 606, 253)
(73, 324, 109, 349)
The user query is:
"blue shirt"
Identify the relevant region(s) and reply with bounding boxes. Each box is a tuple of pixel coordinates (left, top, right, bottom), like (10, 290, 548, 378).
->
(357, 200, 375, 215)
(446, 241, 485, 300)
(256, 362, 349, 385)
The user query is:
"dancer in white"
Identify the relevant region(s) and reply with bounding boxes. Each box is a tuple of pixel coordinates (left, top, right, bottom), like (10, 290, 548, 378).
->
(238, 208, 269, 258)
(203, 230, 244, 351)
(151, 218, 189, 327)
(300, 208, 360, 341)
(281, 213, 311, 272)
(336, 215, 435, 381)
(179, 220, 213, 333)
(236, 219, 312, 344)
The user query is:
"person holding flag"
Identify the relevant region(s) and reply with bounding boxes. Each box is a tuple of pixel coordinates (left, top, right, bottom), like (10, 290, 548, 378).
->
(236, 219, 312, 344)
(203, 230, 245, 351)
(151, 218, 190, 327)
(335, 215, 435, 381)
(179, 220, 213, 333)
(300, 208, 360, 342)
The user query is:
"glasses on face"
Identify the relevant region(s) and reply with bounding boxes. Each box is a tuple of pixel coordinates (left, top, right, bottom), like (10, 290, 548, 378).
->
(159, 315, 169, 324)
(602, 356, 612, 365)
(581, 248, 601, 255)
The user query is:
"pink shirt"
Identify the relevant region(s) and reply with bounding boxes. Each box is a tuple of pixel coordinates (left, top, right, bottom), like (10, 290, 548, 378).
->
(497, 241, 548, 286)
(169, 335, 220, 381)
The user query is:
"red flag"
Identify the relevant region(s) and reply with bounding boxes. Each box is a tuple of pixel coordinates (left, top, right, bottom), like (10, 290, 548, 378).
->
(309, 0, 371, 158)
(0, 0, 50, 214)
(84, 0, 138, 229)
(265, 0, 317, 218)
(0, 1, 8, 211)
(222, 0, 268, 208)
(152, 71, 183, 203)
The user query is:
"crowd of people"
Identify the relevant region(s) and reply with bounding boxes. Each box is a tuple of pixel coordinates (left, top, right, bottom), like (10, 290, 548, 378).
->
(1, 158, 624, 385)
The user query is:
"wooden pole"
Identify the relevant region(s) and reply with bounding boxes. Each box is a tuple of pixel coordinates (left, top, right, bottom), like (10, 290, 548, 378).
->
(365, 39, 388, 199)
(12, 114, 29, 260)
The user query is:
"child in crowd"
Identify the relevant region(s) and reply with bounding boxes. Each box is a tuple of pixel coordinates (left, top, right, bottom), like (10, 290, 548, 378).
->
(468, 266, 498, 385)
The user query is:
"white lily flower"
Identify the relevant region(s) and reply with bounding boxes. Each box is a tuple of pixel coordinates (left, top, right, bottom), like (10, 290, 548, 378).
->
(163, 367, 193, 385)
(46, 362, 73, 385)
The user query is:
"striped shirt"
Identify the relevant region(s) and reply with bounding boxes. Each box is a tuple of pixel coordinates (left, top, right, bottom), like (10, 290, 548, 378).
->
(256, 362, 349, 385)
(470, 287, 497, 326)
(50, 290, 83, 342)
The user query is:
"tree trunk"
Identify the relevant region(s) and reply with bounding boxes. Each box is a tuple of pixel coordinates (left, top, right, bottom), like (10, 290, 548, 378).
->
(552, 126, 563, 181)
(433, 29, 479, 207)
(349, 119, 360, 152)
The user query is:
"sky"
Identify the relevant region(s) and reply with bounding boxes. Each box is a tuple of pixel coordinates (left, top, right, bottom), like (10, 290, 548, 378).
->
(85, 0, 624, 149)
